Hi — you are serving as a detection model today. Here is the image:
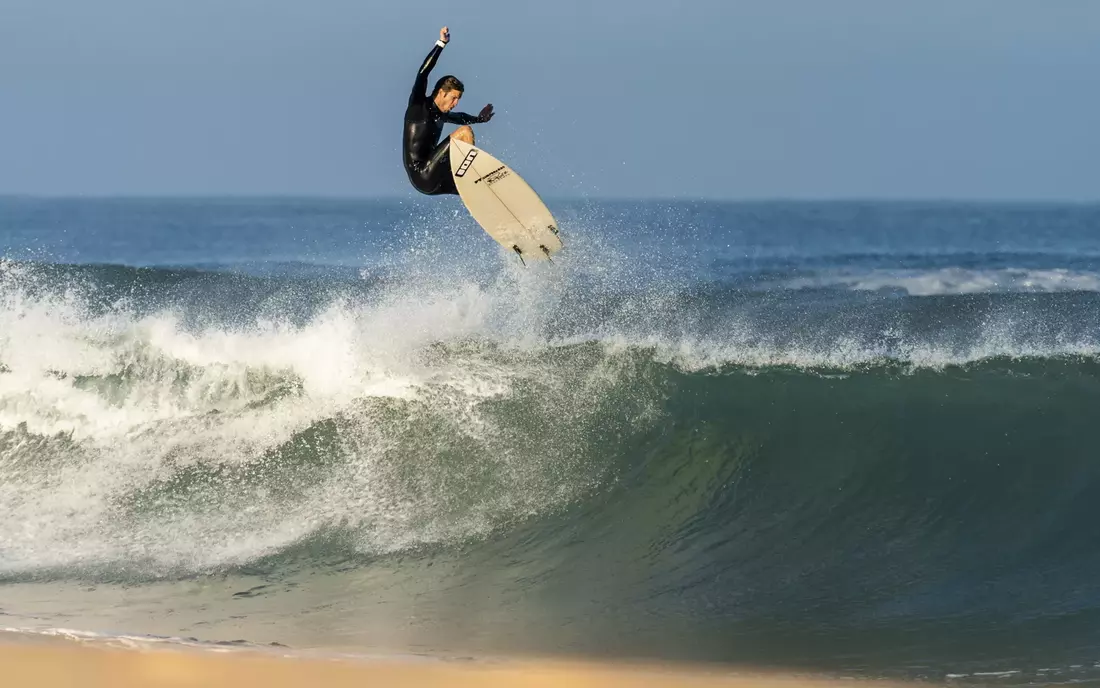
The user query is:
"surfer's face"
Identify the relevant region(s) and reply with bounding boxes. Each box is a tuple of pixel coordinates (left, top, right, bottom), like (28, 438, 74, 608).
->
(435, 88, 462, 112)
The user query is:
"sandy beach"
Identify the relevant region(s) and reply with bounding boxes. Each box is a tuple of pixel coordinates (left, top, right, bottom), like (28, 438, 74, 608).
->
(2, 637, 908, 688)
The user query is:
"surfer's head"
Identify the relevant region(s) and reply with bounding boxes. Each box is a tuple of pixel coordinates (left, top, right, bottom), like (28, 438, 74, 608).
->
(432, 75, 465, 112)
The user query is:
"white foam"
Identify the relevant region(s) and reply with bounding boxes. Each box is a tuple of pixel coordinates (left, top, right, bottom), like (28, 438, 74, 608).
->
(782, 267, 1100, 295)
(588, 318, 1100, 374)
(0, 260, 630, 575)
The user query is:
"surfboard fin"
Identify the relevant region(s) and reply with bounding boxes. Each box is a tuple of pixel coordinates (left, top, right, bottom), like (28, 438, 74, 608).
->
(540, 245, 553, 262)
(513, 245, 526, 267)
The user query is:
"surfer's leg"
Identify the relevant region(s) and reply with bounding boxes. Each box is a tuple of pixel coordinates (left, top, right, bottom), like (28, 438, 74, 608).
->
(433, 174, 459, 196)
(416, 139, 460, 196)
(450, 126, 474, 145)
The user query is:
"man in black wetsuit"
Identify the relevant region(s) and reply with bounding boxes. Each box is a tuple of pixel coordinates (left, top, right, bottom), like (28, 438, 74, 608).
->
(403, 26, 494, 196)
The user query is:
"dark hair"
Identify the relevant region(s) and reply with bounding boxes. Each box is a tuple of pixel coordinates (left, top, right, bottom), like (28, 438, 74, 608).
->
(433, 75, 465, 95)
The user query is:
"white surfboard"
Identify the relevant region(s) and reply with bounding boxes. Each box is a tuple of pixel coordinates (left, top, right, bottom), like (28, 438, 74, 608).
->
(449, 138, 563, 262)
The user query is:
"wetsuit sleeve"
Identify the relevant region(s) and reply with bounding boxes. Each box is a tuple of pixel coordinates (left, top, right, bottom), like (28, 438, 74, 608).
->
(410, 41, 446, 104)
(440, 111, 486, 125)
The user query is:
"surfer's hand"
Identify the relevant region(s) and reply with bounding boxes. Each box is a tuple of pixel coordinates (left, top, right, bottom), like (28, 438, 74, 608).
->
(478, 103, 494, 122)
(439, 26, 450, 44)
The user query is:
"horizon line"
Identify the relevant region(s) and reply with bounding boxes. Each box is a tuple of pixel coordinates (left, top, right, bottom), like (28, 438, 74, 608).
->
(3, 193, 1100, 206)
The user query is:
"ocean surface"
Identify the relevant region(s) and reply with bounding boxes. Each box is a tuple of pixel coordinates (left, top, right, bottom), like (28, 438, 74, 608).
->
(3, 196, 1100, 684)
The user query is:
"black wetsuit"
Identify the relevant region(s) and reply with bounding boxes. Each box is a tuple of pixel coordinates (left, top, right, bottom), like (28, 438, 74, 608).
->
(402, 41, 486, 195)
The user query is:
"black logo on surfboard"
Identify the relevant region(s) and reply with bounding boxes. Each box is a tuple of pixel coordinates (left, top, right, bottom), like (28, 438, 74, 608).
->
(473, 165, 510, 186)
(454, 149, 478, 178)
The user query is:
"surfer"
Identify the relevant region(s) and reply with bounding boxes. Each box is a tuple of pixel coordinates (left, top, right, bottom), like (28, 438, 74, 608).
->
(402, 26, 495, 196)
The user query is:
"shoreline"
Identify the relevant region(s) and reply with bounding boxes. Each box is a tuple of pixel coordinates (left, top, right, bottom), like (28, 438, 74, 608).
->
(1, 631, 909, 688)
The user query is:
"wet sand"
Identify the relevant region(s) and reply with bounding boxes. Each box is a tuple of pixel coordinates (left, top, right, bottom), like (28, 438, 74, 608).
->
(2, 637, 907, 688)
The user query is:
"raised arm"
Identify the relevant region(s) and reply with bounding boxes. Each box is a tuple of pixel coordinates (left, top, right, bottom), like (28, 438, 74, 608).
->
(410, 27, 450, 104)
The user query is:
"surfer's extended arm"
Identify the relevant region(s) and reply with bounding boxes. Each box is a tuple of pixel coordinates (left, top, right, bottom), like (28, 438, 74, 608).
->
(410, 27, 449, 103)
(442, 103, 495, 126)
(441, 111, 485, 126)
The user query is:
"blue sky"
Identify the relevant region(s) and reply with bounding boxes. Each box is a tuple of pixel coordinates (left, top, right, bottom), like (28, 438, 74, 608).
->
(3, 0, 1098, 199)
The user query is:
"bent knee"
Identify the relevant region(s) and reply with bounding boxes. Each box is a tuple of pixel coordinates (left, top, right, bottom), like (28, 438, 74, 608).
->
(450, 126, 475, 144)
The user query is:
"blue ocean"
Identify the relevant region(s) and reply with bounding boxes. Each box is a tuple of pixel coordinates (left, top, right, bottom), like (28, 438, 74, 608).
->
(3, 197, 1100, 684)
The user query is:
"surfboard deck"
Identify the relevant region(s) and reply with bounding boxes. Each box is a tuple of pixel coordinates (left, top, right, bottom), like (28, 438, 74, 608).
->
(449, 138, 563, 261)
